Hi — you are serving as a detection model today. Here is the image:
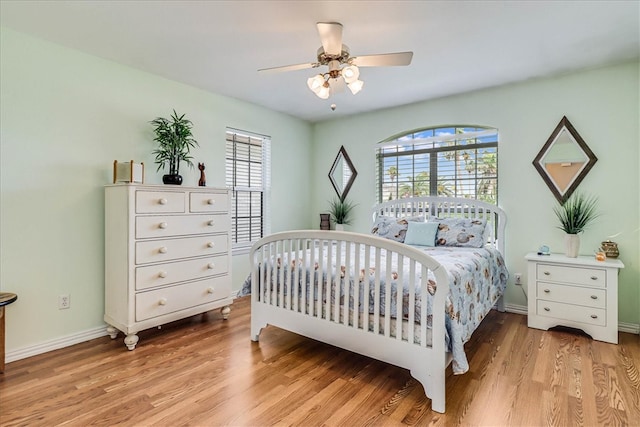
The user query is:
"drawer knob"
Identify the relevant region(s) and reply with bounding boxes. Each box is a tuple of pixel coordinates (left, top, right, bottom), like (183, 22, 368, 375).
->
(208, 262, 216, 269)
(158, 271, 167, 278)
(159, 246, 168, 254)
(543, 271, 551, 276)
(544, 307, 550, 311)
(207, 287, 215, 294)
(208, 242, 215, 248)
(590, 314, 598, 319)
(590, 295, 598, 300)
(158, 298, 167, 306)
(590, 276, 598, 280)
(158, 198, 167, 205)
(159, 222, 168, 229)
(543, 289, 550, 293)
(207, 199, 216, 205)
(208, 220, 215, 226)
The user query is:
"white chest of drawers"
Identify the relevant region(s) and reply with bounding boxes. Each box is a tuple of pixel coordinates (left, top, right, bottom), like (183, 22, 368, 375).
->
(104, 184, 233, 350)
(525, 253, 624, 344)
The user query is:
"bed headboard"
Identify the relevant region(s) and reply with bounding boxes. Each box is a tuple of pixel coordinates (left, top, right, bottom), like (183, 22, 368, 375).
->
(372, 196, 507, 254)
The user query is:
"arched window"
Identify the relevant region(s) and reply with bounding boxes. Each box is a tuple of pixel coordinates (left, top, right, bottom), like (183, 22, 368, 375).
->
(376, 126, 498, 204)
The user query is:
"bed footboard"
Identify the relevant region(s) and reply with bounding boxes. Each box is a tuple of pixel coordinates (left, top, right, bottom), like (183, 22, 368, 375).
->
(248, 230, 450, 413)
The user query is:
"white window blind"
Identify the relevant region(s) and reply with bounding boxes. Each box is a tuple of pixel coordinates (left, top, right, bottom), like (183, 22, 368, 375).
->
(225, 128, 271, 254)
(376, 126, 498, 204)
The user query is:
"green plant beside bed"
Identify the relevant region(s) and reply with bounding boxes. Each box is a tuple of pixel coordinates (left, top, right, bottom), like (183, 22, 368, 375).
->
(553, 191, 600, 234)
(328, 197, 356, 225)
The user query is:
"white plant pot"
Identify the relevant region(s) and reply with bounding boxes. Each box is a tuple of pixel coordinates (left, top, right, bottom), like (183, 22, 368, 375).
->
(334, 224, 345, 231)
(564, 233, 580, 258)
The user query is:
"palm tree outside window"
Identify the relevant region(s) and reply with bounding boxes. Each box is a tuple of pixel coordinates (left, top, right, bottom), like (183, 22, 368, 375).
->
(376, 126, 498, 204)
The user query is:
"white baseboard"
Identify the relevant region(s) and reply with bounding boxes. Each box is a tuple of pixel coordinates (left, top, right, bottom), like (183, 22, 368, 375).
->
(619, 322, 640, 335)
(5, 299, 639, 364)
(504, 303, 528, 315)
(6, 290, 245, 364)
(5, 325, 109, 364)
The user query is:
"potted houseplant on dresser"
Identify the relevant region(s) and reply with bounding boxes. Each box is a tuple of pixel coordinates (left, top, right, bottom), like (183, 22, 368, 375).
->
(553, 191, 600, 257)
(328, 197, 356, 231)
(151, 110, 199, 185)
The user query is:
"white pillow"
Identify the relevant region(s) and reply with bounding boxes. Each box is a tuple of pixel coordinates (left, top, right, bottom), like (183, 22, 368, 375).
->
(404, 221, 439, 247)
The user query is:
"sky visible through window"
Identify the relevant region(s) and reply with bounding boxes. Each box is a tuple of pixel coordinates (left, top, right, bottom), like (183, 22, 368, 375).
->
(377, 127, 498, 204)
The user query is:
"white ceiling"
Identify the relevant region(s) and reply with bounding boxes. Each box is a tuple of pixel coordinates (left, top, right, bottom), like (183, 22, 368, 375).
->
(1, 1, 638, 123)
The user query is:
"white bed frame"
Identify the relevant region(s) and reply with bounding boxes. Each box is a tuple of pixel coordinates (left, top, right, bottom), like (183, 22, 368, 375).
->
(249, 197, 506, 413)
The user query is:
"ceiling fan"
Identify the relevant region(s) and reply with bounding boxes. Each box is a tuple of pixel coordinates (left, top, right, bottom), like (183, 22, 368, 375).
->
(258, 22, 413, 99)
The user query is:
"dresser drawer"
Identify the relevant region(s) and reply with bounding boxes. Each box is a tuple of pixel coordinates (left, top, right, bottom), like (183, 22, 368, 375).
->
(136, 191, 185, 214)
(135, 234, 229, 265)
(135, 276, 231, 321)
(135, 255, 229, 290)
(136, 214, 229, 239)
(536, 300, 606, 326)
(536, 282, 606, 309)
(190, 192, 229, 213)
(536, 264, 606, 287)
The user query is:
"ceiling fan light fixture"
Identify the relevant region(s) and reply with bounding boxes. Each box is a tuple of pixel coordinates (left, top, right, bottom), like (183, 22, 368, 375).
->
(342, 65, 359, 84)
(347, 79, 364, 95)
(316, 84, 331, 99)
(307, 74, 325, 92)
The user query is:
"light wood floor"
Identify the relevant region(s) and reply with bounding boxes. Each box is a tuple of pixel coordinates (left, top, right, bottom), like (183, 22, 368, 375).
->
(1, 296, 639, 426)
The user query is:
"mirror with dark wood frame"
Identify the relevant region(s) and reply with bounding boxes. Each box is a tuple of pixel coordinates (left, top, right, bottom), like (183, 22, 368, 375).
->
(329, 146, 357, 202)
(533, 116, 597, 204)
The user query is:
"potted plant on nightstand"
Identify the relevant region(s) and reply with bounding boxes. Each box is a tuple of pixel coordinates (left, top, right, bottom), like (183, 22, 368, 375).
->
(151, 110, 199, 185)
(553, 191, 600, 257)
(328, 197, 356, 231)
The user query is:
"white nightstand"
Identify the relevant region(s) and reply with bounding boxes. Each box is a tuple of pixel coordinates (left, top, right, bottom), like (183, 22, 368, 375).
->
(525, 253, 624, 344)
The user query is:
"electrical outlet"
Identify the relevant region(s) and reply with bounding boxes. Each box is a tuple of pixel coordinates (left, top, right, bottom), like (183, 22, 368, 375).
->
(514, 273, 522, 285)
(58, 294, 70, 309)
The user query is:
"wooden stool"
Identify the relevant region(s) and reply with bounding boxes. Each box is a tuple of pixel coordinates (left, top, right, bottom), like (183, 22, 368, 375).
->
(0, 292, 18, 373)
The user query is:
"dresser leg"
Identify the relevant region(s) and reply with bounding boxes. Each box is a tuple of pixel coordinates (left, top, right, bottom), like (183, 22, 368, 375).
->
(220, 305, 231, 320)
(106, 326, 119, 339)
(124, 334, 139, 350)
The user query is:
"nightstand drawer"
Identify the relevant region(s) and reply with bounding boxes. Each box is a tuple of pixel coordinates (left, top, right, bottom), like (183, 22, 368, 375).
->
(536, 264, 605, 287)
(536, 282, 605, 308)
(536, 300, 606, 326)
(136, 191, 185, 213)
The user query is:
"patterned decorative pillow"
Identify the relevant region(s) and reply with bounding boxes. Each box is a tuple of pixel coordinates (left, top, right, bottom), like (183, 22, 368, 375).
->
(404, 221, 439, 247)
(435, 218, 487, 248)
(371, 215, 424, 243)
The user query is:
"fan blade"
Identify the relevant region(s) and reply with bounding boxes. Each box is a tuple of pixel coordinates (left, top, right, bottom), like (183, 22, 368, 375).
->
(258, 62, 318, 73)
(351, 51, 413, 67)
(317, 22, 343, 55)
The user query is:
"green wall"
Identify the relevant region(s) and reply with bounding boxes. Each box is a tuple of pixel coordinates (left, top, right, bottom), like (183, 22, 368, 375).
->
(0, 28, 313, 352)
(1, 26, 638, 359)
(311, 61, 639, 326)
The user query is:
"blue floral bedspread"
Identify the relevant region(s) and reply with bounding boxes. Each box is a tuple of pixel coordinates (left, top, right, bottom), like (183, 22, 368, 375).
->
(241, 245, 508, 374)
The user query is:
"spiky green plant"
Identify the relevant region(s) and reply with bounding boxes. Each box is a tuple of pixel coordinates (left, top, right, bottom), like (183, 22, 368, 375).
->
(328, 197, 356, 225)
(150, 110, 199, 174)
(553, 192, 600, 234)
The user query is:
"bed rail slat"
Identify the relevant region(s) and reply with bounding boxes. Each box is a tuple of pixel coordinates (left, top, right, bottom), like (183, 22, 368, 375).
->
(396, 254, 404, 340)
(384, 251, 392, 337)
(373, 247, 381, 335)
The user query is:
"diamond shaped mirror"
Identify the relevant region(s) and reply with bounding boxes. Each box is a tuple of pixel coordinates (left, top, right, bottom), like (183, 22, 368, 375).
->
(533, 116, 597, 204)
(329, 146, 357, 201)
